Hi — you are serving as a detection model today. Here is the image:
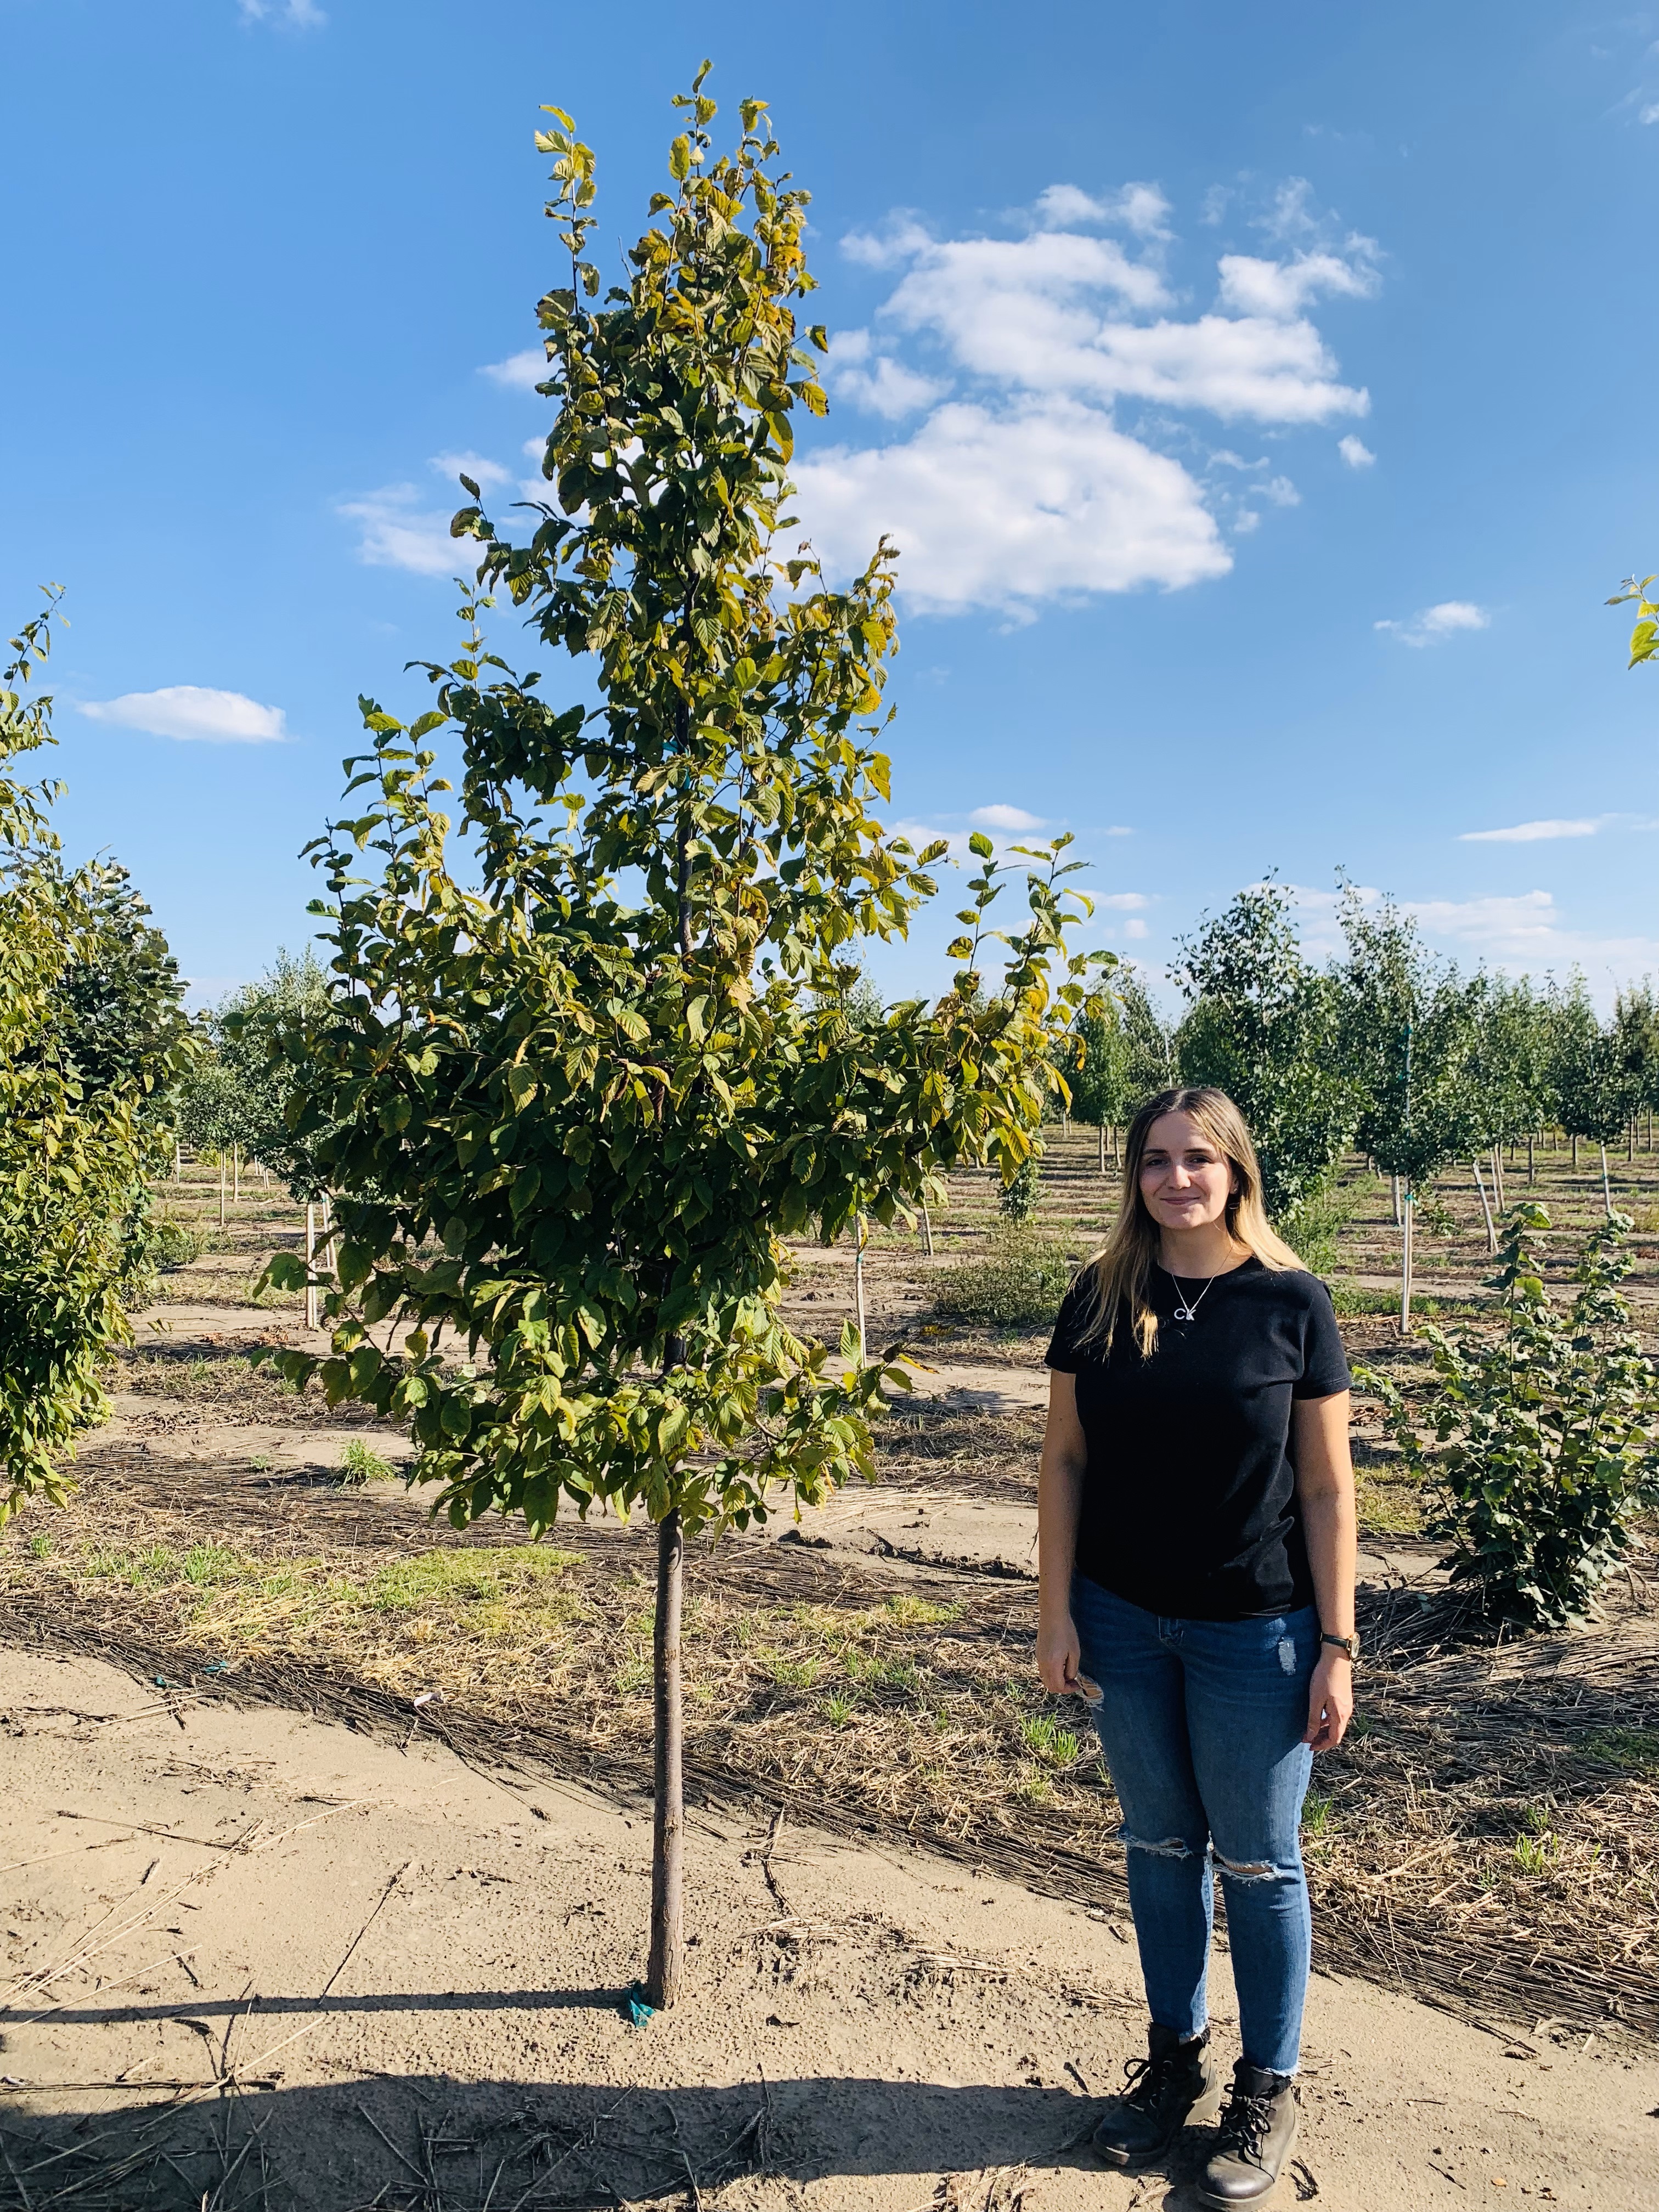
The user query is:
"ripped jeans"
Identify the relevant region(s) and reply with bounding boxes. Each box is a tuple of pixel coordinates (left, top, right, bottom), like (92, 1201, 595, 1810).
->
(1071, 1575, 1317, 2076)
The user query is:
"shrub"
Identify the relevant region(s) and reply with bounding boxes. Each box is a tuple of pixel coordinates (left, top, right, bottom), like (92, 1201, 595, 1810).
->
(338, 1437, 397, 1486)
(934, 1226, 1076, 1327)
(998, 1150, 1043, 1223)
(1357, 1204, 1659, 1627)
(146, 1216, 205, 1272)
(1280, 1177, 1351, 1279)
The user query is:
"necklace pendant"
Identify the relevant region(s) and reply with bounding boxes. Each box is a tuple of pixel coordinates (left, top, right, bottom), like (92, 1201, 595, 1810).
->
(1173, 1304, 1195, 1323)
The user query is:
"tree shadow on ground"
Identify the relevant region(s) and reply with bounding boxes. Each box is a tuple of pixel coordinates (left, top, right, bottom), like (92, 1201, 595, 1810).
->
(0, 2062, 1255, 2210)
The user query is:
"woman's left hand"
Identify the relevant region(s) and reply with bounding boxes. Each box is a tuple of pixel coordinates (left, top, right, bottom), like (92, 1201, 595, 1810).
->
(1303, 1651, 1354, 1751)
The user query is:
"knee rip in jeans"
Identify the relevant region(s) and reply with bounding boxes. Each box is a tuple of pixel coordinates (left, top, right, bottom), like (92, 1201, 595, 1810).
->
(1214, 1849, 1295, 1884)
(1120, 1828, 1198, 1861)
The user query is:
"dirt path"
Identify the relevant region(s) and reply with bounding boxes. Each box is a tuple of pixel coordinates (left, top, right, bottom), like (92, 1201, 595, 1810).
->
(1, 1647, 1654, 2212)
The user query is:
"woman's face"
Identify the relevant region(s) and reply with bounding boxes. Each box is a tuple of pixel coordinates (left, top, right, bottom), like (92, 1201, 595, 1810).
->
(1138, 1111, 1238, 1235)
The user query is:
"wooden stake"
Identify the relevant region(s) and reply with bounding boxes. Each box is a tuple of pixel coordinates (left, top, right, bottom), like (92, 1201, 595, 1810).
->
(218, 1152, 227, 1231)
(1472, 1156, 1497, 1255)
(1491, 1144, 1504, 1212)
(645, 1508, 685, 2010)
(304, 1203, 317, 1331)
(1600, 1144, 1613, 1218)
(1400, 1189, 1414, 1337)
(853, 1210, 868, 1363)
(919, 1199, 934, 1259)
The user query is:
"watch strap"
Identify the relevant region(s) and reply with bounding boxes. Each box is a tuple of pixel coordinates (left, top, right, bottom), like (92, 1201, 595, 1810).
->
(1321, 1631, 1359, 1661)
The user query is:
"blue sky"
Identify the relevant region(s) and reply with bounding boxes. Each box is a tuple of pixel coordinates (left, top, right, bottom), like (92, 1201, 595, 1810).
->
(4, 0, 1658, 1008)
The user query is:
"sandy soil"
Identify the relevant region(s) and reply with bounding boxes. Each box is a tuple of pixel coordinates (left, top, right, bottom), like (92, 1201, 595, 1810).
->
(1, 1648, 1655, 2212)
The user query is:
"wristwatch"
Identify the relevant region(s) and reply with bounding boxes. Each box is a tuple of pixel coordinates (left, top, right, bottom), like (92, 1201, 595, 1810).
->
(1321, 1631, 1361, 1662)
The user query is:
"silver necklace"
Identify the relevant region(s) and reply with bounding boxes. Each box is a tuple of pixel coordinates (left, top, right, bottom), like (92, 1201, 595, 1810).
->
(1165, 1266, 1219, 1324)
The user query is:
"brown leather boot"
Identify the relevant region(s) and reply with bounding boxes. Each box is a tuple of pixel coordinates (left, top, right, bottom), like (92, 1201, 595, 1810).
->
(1091, 2022, 1221, 2166)
(1197, 2059, 1300, 2207)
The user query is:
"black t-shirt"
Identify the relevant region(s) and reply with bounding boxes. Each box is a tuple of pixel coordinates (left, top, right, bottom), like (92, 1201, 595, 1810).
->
(1045, 1256, 1351, 1622)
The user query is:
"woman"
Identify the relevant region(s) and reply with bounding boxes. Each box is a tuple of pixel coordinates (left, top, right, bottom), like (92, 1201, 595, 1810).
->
(1038, 1086, 1356, 2208)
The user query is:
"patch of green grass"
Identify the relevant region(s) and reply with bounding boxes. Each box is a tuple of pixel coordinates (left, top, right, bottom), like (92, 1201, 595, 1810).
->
(1513, 1827, 1559, 1875)
(1301, 1792, 1334, 1839)
(1019, 1713, 1082, 1765)
(763, 1653, 821, 1689)
(365, 1546, 581, 1612)
(933, 1227, 1076, 1328)
(86, 1543, 178, 1586)
(339, 1438, 397, 1486)
(823, 1694, 854, 1728)
(182, 1544, 242, 1587)
(1581, 1727, 1659, 1773)
(26, 1532, 53, 1560)
(882, 1595, 961, 1627)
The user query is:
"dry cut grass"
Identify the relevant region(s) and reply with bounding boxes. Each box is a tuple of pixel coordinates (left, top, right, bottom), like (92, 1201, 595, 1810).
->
(4, 1475, 1656, 2044)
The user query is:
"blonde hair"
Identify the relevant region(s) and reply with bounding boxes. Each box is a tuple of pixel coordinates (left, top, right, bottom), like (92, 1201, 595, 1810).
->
(1076, 1086, 1304, 1358)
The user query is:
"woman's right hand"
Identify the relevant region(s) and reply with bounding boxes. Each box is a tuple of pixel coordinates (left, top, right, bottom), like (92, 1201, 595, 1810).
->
(1037, 1610, 1081, 1696)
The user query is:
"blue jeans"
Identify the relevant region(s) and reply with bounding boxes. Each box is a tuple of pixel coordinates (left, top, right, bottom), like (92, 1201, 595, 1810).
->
(1071, 1575, 1317, 2077)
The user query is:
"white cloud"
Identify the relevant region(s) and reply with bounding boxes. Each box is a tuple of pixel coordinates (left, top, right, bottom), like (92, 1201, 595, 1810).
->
(1034, 182, 1172, 238)
(479, 348, 549, 391)
(969, 804, 1045, 831)
(825, 331, 947, 419)
(340, 484, 470, 577)
(431, 450, 512, 491)
(1338, 434, 1376, 468)
(1216, 247, 1378, 320)
(1642, 101, 1659, 125)
(865, 224, 1369, 421)
(1459, 817, 1600, 844)
(1374, 600, 1489, 647)
(79, 686, 287, 743)
(1123, 917, 1150, 939)
(793, 397, 1231, 616)
(791, 183, 1379, 617)
(239, 0, 325, 25)
(1098, 892, 1151, 910)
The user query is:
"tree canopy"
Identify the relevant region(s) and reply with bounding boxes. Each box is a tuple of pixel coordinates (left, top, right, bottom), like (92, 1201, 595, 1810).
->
(0, 590, 192, 1515)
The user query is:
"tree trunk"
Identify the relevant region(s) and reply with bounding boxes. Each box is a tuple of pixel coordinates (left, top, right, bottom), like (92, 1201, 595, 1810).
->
(304, 1203, 318, 1331)
(1400, 1189, 1413, 1336)
(173, 1137, 181, 1181)
(646, 1508, 685, 2010)
(233, 1144, 240, 1202)
(852, 1210, 868, 1362)
(1571, 1133, 1579, 1170)
(1628, 1119, 1635, 1163)
(919, 1199, 934, 1259)
(1390, 1173, 1401, 1228)
(1472, 1156, 1497, 1254)
(1527, 1132, 1534, 1185)
(1600, 1143, 1613, 1218)
(1097, 1122, 1105, 1177)
(219, 1152, 227, 1231)
(1490, 1144, 1504, 1212)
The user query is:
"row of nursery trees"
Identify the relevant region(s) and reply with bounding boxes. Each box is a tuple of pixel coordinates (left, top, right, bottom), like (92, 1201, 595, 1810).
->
(1068, 881, 1659, 1328)
(2, 72, 1657, 2017)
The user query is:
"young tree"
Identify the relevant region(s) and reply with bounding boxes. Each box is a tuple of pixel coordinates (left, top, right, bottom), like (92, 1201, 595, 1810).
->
(1333, 890, 1483, 1330)
(1548, 976, 1642, 1214)
(260, 78, 1101, 2010)
(1173, 880, 1357, 1221)
(218, 948, 337, 1199)
(1463, 975, 1553, 1245)
(0, 591, 192, 1515)
(1069, 972, 1170, 1175)
(1361, 1204, 1659, 1626)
